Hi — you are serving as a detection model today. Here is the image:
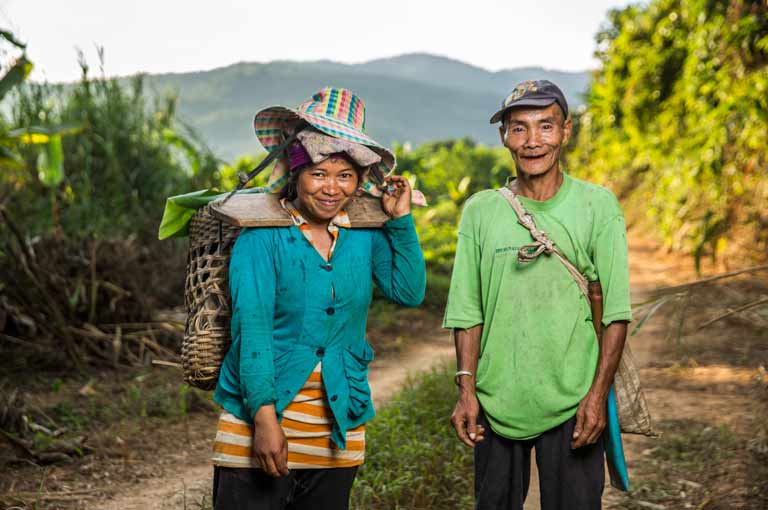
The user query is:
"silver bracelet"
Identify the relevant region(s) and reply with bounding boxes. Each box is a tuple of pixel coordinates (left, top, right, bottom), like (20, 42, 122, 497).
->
(454, 370, 474, 386)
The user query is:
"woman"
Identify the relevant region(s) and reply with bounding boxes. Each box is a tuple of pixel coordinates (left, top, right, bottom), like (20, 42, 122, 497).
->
(211, 88, 426, 509)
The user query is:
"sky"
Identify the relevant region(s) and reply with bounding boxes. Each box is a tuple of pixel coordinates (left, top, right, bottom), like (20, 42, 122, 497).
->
(1, 0, 633, 83)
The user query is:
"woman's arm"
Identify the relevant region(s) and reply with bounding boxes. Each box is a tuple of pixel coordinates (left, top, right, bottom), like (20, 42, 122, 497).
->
(229, 229, 288, 476)
(230, 228, 279, 416)
(372, 176, 426, 306)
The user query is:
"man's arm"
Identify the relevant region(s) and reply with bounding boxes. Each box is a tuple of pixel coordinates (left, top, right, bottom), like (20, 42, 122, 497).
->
(571, 320, 628, 449)
(450, 325, 486, 447)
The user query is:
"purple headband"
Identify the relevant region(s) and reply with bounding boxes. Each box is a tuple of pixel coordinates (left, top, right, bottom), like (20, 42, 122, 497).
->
(287, 141, 352, 172)
(288, 141, 312, 171)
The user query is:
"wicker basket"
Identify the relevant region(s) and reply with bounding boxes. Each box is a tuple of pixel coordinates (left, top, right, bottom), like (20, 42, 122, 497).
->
(182, 204, 241, 390)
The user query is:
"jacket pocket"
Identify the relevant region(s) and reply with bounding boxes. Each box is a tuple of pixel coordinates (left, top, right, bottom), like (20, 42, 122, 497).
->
(343, 341, 375, 419)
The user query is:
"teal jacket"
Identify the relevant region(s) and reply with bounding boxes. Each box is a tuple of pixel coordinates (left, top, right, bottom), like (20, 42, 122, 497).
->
(213, 214, 426, 448)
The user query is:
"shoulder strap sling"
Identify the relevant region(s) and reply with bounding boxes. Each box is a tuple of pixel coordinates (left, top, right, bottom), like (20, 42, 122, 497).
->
(497, 186, 597, 311)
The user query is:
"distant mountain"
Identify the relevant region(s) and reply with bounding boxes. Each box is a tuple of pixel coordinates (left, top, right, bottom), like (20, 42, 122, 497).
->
(143, 53, 590, 159)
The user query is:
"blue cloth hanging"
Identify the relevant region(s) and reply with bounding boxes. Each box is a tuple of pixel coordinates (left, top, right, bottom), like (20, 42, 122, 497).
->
(605, 385, 630, 491)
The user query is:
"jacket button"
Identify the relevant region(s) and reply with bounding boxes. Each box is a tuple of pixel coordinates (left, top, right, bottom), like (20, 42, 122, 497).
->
(322, 263, 333, 271)
(330, 395, 338, 402)
(325, 307, 335, 315)
(316, 348, 325, 356)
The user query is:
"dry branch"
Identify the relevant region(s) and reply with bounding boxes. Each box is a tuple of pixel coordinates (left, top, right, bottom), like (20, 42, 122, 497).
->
(644, 264, 768, 299)
(695, 296, 768, 331)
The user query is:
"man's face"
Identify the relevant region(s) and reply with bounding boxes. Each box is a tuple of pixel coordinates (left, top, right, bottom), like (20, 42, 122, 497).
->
(499, 103, 572, 177)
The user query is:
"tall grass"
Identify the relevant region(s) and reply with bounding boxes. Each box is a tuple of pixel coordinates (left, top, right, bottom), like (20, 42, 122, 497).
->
(352, 367, 473, 510)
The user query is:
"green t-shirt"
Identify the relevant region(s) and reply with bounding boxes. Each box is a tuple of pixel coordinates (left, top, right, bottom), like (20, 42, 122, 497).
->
(443, 173, 632, 440)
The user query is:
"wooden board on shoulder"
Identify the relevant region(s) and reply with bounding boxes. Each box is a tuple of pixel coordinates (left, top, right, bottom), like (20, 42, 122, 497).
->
(209, 192, 389, 228)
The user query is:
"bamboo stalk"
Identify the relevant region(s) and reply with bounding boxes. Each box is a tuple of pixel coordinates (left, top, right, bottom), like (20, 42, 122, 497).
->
(0, 333, 51, 352)
(88, 240, 99, 324)
(644, 264, 768, 298)
(99, 321, 183, 329)
(695, 296, 768, 331)
(152, 359, 182, 368)
(124, 335, 178, 359)
(68, 325, 109, 339)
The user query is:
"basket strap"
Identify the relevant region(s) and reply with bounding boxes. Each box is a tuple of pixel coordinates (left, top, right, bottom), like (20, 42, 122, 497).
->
(221, 122, 308, 205)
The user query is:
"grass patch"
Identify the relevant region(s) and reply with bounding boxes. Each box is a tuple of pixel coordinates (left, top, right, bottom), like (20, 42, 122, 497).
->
(44, 371, 215, 432)
(352, 366, 472, 510)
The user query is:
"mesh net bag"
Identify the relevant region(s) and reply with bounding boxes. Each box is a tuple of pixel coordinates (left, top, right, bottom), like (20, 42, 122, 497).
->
(182, 204, 241, 390)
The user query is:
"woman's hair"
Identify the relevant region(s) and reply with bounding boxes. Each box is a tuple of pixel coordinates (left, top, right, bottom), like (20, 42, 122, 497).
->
(280, 154, 366, 201)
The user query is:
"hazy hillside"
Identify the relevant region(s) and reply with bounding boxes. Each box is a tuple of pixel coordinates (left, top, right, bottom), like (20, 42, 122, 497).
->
(144, 53, 590, 159)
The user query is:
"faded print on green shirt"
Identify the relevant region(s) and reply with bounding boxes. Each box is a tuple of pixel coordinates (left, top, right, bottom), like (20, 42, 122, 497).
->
(443, 173, 632, 440)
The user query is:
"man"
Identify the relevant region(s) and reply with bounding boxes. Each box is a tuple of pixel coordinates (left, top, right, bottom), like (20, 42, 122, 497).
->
(444, 80, 632, 510)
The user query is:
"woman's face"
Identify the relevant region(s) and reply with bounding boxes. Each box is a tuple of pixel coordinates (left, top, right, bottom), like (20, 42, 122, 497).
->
(295, 156, 359, 224)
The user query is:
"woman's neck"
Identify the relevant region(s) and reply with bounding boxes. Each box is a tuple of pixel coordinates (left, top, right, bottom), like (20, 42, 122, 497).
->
(293, 200, 332, 230)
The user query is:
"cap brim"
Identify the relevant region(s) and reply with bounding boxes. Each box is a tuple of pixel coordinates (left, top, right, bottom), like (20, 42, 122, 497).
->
(489, 97, 558, 124)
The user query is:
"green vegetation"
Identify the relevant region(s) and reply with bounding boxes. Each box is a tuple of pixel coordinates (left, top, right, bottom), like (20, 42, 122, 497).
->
(0, 39, 238, 370)
(8, 60, 220, 239)
(0, 31, 79, 214)
(352, 367, 472, 510)
(568, 0, 768, 266)
(395, 138, 512, 282)
(47, 375, 213, 429)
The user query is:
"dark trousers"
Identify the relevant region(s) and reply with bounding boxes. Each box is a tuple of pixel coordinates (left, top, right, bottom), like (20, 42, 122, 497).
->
(213, 466, 358, 510)
(475, 410, 605, 510)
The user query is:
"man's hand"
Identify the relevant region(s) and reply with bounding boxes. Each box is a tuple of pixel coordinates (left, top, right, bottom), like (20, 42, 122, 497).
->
(252, 405, 289, 477)
(451, 388, 486, 448)
(572, 321, 628, 449)
(571, 389, 608, 449)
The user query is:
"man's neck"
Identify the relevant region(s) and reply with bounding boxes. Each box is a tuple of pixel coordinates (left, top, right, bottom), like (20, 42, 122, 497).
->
(512, 168, 564, 201)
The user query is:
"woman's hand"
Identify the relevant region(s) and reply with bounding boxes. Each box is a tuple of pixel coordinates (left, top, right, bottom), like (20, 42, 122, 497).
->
(381, 175, 412, 219)
(252, 405, 289, 477)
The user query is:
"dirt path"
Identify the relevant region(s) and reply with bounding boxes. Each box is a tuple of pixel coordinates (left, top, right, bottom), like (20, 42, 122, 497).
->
(85, 236, 762, 510)
(92, 332, 456, 510)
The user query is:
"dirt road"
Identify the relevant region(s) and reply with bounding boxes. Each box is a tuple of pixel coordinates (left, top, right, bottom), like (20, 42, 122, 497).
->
(47, 237, 763, 510)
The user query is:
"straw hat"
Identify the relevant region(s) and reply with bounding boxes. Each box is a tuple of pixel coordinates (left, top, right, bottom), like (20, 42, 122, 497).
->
(254, 87, 395, 177)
